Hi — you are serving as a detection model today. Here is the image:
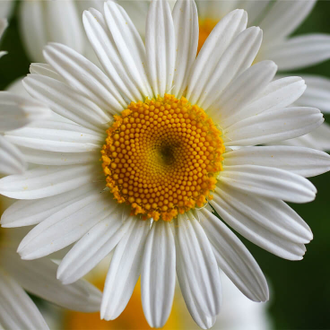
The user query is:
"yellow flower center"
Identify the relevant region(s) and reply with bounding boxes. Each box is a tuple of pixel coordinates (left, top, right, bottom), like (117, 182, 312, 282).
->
(102, 94, 224, 222)
(198, 18, 219, 53)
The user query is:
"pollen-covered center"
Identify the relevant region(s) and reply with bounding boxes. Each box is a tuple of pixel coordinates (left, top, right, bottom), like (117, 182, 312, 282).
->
(101, 94, 224, 222)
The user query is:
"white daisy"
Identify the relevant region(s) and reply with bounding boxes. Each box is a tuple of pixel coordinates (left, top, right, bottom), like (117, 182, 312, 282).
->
(195, 0, 330, 151)
(0, 92, 50, 175)
(0, 198, 102, 330)
(0, 1, 329, 328)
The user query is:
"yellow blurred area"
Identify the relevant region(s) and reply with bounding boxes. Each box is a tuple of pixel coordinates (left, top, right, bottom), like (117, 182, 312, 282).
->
(198, 18, 218, 53)
(64, 278, 183, 330)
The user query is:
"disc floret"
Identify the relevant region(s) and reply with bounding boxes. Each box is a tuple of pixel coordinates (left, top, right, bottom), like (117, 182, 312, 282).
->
(102, 94, 224, 221)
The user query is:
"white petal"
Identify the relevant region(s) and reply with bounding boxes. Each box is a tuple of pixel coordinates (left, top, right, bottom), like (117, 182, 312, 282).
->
(104, 1, 152, 98)
(17, 191, 116, 260)
(58, 208, 133, 285)
(0, 269, 49, 330)
(43, 43, 125, 114)
(145, 0, 175, 96)
(19, 0, 48, 63)
(224, 146, 330, 177)
(43, 0, 84, 54)
(176, 260, 216, 329)
(239, 0, 271, 25)
(259, 0, 316, 43)
(1, 249, 102, 312)
(83, 8, 143, 101)
(219, 164, 316, 203)
(0, 91, 50, 132)
(5, 119, 103, 154)
(199, 208, 269, 302)
(23, 74, 111, 132)
(0, 164, 99, 200)
(260, 34, 330, 71)
(211, 184, 312, 260)
(195, 27, 263, 110)
(175, 213, 221, 323)
(116, 0, 149, 38)
(224, 107, 323, 146)
(209, 60, 277, 126)
(278, 124, 330, 152)
(172, 0, 198, 98)
(101, 219, 150, 320)
(186, 9, 248, 105)
(226, 76, 306, 128)
(297, 75, 330, 113)
(30, 63, 64, 82)
(0, 18, 8, 39)
(17, 146, 99, 166)
(0, 135, 26, 175)
(1, 182, 103, 228)
(141, 221, 176, 328)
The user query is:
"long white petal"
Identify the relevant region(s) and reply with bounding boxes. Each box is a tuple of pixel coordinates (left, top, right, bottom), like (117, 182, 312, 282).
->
(0, 269, 49, 330)
(17, 191, 116, 260)
(176, 257, 216, 329)
(218, 164, 316, 203)
(141, 221, 176, 328)
(0, 136, 26, 175)
(297, 74, 330, 113)
(44, 0, 84, 53)
(30, 63, 65, 82)
(209, 60, 277, 125)
(1, 249, 102, 312)
(259, 0, 316, 43)
(145, 0, 175, 96)
(23, 74, 111, 132)
(0, 164, 99, 200)
(44, 43, 126, 114)
(211, 184, 312, 260)
(224, 107, 323, 146)
(5, 120, 103, 153)
(83, 8, 143, 101)
(279, 127, 330, 151)
(101, 218, 150, 321)
(199, 208, 269, 302)
(260, 34, 330, 71)
(224, 146, 330, 177)
(19, 147, 98, 166)
(175, 213, 221, 322)
(58, 208, 133, 285)
(224, 76, 306, 128)
(101, 220, 150, 320)
(186, 9, 248, 105)
(104, 1, 152, 98)
(1, 183, 103, 228)
(172, 0, 198, 98)
(196, 27, 263, 109)
(0, 91, 50, 132)
(19, 0, 48, 63)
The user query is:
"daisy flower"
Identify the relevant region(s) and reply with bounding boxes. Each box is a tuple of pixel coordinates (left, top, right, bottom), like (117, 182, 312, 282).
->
(0, 198, 102, 330)
(196, 0, 330, 150)
(0, 1, 329, 328)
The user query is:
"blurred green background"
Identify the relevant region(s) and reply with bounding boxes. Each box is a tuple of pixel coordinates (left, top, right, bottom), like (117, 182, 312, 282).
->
(1, 1, 330, 329)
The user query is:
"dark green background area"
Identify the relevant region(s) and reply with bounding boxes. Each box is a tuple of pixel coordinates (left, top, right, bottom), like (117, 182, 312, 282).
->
(1, 1, 330, 329)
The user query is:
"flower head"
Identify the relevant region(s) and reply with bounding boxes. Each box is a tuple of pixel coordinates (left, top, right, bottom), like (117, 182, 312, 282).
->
(0, 1, 329, 328)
